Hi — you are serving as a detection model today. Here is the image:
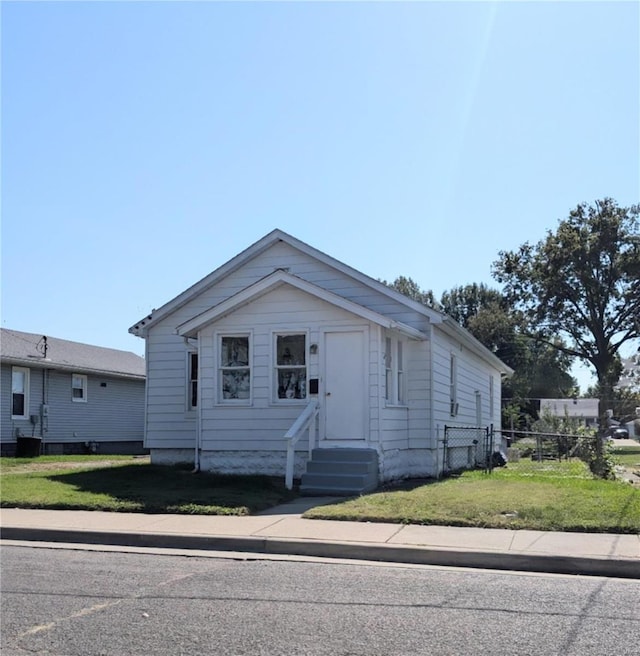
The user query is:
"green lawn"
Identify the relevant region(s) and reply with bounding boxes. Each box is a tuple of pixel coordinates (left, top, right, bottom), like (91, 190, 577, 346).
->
(3, 454, 639, 532)
(0, 456, 295, 515)
(303, 459, 640, 533)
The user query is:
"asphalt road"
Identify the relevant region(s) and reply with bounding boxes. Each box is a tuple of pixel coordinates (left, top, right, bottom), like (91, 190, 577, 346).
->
(1, 544, 639, 655)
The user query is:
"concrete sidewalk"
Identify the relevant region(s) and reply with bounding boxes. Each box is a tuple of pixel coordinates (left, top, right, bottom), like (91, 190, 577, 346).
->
(1, 498, 638, 579)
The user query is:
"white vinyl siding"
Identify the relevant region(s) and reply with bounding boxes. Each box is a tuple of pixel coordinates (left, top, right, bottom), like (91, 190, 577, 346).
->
(72, 373, 88, 402)
(11, 367, 29, 419)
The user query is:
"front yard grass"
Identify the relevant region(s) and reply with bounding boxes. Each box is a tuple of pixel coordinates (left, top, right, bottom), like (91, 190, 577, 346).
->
(3, 453, 639, 532)
(0, 456, 295, 515)
(303, 458, 640, 534)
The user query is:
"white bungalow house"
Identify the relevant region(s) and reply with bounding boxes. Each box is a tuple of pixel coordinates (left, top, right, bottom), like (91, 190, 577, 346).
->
(129, 230, 512, 494)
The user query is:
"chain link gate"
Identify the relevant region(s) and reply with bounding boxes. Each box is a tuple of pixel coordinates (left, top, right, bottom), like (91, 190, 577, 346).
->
(441, 425, 494, 477)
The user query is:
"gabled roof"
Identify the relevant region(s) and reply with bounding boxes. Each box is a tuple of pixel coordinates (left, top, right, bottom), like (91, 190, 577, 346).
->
(129, 228, 513, 375)
(129, 229, 444, 336)
(177, 270, 427, 340)
(1, 329, 146, 379)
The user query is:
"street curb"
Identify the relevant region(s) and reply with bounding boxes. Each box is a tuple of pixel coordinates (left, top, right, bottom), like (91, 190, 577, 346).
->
(2, 526, 639, 579)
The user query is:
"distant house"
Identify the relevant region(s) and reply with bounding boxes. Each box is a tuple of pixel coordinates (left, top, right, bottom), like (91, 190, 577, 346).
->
(129, 229, 512, 494)
(1, 329, 146, 456)
(539, 398, 599, 429)
(617, 355, 640, 392)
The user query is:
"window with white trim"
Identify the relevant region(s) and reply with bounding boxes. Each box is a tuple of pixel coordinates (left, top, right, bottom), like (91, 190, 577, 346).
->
(384, 337, 392, 402)
(219, 335, 251, 402)
(489, 374, 494, 421)
(450, 354, 458, 416)
(397, 341, 405, 404)
(187, 351, 198, 410)
(72, 374, 88, 402)
(11, 367, 29, 418)
(274, 333, 307, 401)
(383, 334, 406, 405)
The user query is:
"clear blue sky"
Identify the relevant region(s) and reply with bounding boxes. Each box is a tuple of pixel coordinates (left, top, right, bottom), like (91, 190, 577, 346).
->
(2, 1, 638, 390)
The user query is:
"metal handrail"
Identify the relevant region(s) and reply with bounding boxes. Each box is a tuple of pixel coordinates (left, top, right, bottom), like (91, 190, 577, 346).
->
(284, 399, 319, 490)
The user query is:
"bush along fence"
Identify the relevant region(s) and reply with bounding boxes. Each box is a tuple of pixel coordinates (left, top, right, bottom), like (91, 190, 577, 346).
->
(440, 426, 611, 478)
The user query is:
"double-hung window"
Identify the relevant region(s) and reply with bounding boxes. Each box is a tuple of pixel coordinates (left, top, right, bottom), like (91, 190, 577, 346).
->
(219, 335, 251, 402)
(384, 335, 406, 405)
(187, 352, 198, 410)
(384, 337, 393, 402)
(11, 367, 29, 419)
(450, 354, 458, 416)
(275, 334, 307, 401)
(489, 374, 494, 421)
(72, 374, 88, 402)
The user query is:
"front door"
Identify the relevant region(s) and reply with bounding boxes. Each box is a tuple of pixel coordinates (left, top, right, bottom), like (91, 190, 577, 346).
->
(323, 330, 366, 441)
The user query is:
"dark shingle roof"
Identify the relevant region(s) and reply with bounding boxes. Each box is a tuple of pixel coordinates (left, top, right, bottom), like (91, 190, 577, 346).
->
(1, 329, 145, 379)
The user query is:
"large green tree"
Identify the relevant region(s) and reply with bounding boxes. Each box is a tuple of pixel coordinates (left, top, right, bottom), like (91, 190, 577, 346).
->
(492, 198, 640, 435)
(440, 284, 576, 412)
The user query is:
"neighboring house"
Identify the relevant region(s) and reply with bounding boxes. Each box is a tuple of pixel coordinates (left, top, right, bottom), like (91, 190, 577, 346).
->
(617, 354, 640, 393)
(1, 329, 146, 456)
(539, 398, 599, 429)
(129, 229, 512, 494)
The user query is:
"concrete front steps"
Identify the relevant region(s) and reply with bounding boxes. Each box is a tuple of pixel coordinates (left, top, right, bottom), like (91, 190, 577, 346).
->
(299, 448, 379, 496)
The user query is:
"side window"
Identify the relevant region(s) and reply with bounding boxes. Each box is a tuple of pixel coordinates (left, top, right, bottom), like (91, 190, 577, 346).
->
(11, 367, 30, 419)
(450, 354, 458, 416)
(489, 374, 494, 420)
(188, 351, 198, 410)
(383, 335, 406, 405)
(384, 337, 392, 402)
(72, 374, 88, 403)
(275, 334, 307, 401)
(397, 341, 404, 404)
(219, 335, 251, 402)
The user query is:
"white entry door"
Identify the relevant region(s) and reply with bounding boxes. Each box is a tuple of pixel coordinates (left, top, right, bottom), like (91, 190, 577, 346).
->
(323, 330, 367, 441)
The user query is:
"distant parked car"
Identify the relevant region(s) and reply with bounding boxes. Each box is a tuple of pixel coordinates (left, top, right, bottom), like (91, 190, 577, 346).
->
(607, 427, 629, 440)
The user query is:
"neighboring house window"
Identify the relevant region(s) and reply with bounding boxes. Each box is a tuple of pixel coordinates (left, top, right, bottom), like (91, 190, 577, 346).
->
(383, 335, 406, 405)
(450, 354, 458, 416)
(11, 367, 29, 419)
(72, 374, 88, 402)
(275, 333, 307, 401)
(219, 335, 251, 401)
(188, 351, 198, 410)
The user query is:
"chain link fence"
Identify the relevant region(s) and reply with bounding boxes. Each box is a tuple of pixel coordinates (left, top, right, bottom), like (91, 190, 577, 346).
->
(496, 430, 600, 475)
(440, 426, 493, 477)
(440, 426, 601, 478)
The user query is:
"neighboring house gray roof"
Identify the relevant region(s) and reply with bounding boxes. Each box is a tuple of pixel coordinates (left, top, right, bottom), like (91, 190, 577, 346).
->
(1, 329, 145, 380)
